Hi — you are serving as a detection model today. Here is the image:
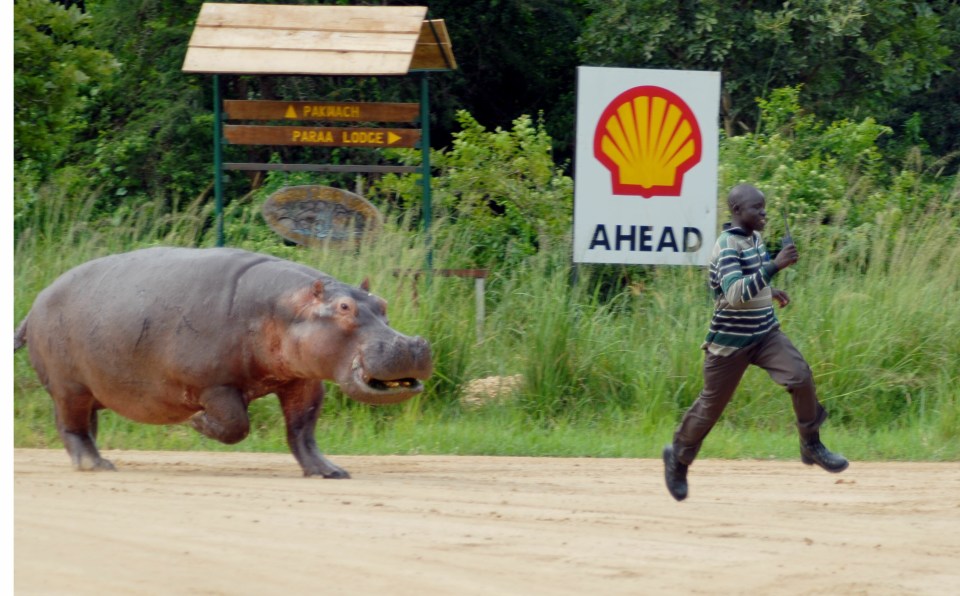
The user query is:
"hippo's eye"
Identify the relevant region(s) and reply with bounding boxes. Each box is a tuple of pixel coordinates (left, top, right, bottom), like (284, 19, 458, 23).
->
(337, 300, 357, 317)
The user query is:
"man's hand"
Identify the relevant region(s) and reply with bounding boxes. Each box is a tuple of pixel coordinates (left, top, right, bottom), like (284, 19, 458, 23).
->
(772, 288, 791, 308)
(774, 244, 799, 271)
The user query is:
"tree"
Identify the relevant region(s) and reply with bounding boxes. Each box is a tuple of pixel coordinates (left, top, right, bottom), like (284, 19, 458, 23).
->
(577, 0, 956, 155)
(76, 0, 211, 204)
(424, 0, 586, 158)
(14, 0, 118, 176)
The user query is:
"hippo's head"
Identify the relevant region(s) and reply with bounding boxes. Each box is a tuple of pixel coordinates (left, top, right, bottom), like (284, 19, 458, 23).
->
(279, 277, 432, 405)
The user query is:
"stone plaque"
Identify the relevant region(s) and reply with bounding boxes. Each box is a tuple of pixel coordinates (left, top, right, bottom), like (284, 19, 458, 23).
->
(262, 185, 383, 247)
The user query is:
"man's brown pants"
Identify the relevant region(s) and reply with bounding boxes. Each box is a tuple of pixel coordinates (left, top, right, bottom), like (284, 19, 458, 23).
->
(673, 328, 827, 465)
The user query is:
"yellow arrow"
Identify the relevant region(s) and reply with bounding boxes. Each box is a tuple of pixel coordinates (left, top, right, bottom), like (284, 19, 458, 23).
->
(285, 105, 297, 119)
(387, 131, 402, 145)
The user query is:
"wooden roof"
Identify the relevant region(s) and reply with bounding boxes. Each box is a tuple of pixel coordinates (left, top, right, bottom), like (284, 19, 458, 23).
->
(182, 3, 456, 76)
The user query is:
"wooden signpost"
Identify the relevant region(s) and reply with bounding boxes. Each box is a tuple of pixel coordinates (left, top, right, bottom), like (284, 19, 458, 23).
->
(182, 3, 457, 247)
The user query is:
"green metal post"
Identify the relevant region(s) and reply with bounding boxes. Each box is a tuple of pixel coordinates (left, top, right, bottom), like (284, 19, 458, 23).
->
(212, 74, 225, 247)
(420, 73, 432, 269)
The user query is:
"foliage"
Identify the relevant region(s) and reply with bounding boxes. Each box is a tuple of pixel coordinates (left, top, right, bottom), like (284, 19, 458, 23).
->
(373, 110, 573, 269)
(719, 85, 957, 247)
(423, 0, 586, 154)
(883, 1, 960, 164)
(577, 0, 958, 155)
(721, 86, 887, 228)
(13, 0, 119, 176)
(78, 0, 211, 207)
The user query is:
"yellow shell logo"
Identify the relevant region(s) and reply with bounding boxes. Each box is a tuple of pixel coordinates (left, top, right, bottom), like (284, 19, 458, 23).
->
(594, 86, 702, 197)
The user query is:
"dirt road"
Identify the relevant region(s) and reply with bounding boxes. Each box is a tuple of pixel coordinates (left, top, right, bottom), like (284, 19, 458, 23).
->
(13, 448, 960, 595)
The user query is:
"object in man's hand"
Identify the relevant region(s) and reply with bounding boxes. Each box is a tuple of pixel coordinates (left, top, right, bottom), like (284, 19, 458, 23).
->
(782, 212, 794, 248)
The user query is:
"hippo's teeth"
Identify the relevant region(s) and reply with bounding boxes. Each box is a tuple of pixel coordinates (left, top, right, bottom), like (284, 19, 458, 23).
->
(368, 378, 418, 391)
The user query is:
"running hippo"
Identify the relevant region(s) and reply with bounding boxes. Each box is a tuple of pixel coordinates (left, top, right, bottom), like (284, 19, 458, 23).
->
(14, 247, 432, 478)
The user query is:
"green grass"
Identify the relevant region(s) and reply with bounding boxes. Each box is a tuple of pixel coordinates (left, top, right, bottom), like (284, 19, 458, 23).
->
(15, 386, 960, 462)
(13, 187, 960, 462)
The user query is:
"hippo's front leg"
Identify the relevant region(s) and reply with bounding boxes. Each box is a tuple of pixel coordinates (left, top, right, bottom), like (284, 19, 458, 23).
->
(189, 386, 251, 444)
(277, 380, 349, 478)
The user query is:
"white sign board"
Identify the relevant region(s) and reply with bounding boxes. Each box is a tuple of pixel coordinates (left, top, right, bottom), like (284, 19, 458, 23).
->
(573, 67, 720, 265)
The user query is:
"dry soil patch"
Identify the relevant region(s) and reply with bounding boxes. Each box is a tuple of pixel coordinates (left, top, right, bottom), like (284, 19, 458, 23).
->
(14, 449, 960, 595)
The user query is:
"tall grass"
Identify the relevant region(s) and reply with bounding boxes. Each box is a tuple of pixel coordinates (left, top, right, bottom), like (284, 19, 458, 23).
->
(13, 185, 960, 462)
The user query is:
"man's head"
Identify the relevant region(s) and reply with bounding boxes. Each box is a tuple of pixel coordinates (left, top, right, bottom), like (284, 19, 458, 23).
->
(727, 184, 767, 234)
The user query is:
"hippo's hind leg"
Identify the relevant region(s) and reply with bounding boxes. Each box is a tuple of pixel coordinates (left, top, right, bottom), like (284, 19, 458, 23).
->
(189, 385, 250, 444)
(277, 380, 349, 479)
(52, 388, 116, 471)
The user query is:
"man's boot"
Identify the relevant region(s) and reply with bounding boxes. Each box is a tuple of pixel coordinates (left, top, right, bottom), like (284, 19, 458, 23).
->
(662, 445, 689, 501)
(800, 433, 849, 473)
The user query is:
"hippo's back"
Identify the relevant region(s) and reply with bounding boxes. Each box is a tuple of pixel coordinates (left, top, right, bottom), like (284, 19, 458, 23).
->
(32, 246, 308, 323)
(23, 247, 324, 400)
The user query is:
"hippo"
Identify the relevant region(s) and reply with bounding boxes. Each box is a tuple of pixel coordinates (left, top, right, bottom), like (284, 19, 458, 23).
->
(14, 247, 432, 478)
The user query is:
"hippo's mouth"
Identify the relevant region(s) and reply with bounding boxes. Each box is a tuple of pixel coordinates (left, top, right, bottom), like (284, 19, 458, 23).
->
(346, 356, 425, 405)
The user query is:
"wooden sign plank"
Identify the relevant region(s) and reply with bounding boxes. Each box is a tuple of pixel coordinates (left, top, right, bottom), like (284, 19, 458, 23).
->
(224, 163, 421, 174)
(183, 47, 413, 76)
(224, 125, 421, 148)
(188, 27, 416, 54)
(224, 101, 420, 123)
(196, 3, 426, 33)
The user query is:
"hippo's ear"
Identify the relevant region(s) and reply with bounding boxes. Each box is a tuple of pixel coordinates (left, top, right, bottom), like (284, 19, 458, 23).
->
(311, 280, 325, 299)
(360, 277, 371, 292)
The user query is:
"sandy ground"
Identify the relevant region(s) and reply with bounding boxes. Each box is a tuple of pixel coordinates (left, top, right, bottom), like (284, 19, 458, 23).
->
(13, 448, 960, 595)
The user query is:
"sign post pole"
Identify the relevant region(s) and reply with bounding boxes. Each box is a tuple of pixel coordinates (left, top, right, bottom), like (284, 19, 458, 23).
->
(420, 72, 433, 269)
(183, 5, 456, 248)
(212, 74, 225, 247)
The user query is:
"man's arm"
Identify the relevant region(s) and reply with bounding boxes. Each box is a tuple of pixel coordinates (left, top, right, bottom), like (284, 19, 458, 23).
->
(719, 241, 798, 306)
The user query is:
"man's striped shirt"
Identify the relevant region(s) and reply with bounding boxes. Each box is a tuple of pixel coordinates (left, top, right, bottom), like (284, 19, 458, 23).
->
(702, 227, 780, 356)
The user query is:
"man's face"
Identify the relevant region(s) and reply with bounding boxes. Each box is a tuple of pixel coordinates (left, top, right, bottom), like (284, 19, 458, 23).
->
(733, 193, 767, 233)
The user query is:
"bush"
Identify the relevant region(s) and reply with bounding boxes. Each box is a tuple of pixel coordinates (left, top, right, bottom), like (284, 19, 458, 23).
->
(373, 110, 574, 269)
(720, 86, 955, 238)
